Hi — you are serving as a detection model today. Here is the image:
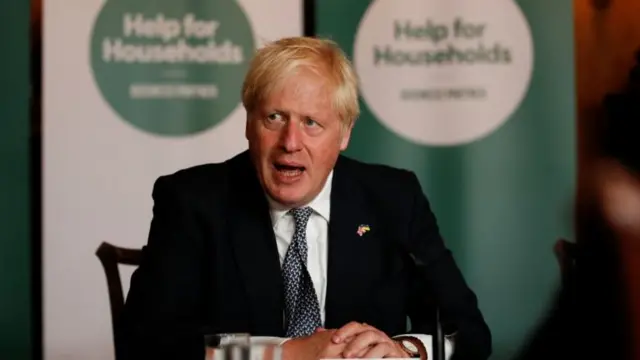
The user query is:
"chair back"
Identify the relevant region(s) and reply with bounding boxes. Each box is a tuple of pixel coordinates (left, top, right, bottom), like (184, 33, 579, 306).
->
(95, 241, 142, 344)
(433, 308, 445, 360)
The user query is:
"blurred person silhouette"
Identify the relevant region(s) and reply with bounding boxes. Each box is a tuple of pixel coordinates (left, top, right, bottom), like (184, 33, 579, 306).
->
(596, 159, 640, 360)
(515, 48, 640, 360)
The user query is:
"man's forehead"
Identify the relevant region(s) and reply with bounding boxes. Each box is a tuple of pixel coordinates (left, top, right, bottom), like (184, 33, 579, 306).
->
(279, 70, 331, 95)
(264, 78, 332, 107)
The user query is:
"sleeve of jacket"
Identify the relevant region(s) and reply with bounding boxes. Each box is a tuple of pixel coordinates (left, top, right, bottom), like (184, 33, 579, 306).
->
(116, 174, 208, 360)
(403, 172, 492, 360)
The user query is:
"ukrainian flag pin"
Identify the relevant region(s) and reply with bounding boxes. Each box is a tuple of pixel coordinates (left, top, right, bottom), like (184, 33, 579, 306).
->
(357, 224, 370, 236)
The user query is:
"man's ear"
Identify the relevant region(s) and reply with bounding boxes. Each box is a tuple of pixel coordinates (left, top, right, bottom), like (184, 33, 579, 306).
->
(339, 123, 353, 151)
(245, 114, 251, 140)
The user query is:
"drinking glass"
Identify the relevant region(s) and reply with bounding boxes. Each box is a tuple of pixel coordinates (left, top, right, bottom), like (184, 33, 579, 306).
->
(204, 333, 282, 360)
(248, 338, 283, 360)
(204, 333, 250, 360)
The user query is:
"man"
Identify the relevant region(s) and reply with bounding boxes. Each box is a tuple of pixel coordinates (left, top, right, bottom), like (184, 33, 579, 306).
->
(118, 36, 491, 360)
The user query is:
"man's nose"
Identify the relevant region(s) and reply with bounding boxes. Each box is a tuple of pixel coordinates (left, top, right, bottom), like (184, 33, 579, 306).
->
(279, 119, 303, 153)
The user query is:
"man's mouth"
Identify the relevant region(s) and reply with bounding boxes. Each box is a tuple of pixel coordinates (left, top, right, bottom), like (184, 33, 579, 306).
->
(274, 162, 306, 177)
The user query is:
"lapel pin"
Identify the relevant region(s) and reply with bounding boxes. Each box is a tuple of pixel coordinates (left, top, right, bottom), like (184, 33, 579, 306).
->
(357, 224, 370, 237)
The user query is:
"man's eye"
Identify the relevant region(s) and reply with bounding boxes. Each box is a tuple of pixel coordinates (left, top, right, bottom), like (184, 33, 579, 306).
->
(304, 118, 318, 127)
(267, 113, 282, 121)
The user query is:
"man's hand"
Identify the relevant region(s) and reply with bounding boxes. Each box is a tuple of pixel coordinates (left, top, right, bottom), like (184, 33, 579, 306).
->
(332, 322, 410, 359)
(282, 328, 347, 360)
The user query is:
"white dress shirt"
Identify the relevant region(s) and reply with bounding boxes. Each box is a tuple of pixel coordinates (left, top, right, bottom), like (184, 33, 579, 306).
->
(269, 171, 332, 325)
(254, 171, 453, 359)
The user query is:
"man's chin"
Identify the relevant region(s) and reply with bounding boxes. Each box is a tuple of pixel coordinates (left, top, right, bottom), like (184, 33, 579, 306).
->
(266, 186, 310, 208)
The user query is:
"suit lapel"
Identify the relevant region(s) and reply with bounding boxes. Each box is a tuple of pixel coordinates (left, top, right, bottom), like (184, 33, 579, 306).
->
(227, 152, 285, 335)
(325, 156, 383, 328)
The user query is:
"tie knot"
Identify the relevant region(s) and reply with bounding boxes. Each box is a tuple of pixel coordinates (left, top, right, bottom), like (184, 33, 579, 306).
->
(290, 207, 313, 229)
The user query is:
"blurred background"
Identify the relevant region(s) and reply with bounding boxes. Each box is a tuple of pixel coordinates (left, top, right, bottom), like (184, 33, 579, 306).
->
(1, 0, 639, 359)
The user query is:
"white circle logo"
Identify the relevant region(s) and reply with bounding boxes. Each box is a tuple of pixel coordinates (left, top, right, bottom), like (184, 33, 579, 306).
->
(354, 0, 534, 146)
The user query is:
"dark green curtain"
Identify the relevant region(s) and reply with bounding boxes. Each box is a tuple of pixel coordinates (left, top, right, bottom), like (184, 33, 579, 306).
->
(0, 2, 33, 359)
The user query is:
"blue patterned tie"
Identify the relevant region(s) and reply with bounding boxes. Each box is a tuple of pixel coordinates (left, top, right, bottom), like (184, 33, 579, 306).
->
(282, 207, 322, 337)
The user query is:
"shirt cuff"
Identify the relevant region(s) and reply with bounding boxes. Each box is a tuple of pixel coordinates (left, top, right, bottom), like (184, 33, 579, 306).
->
(393, 333, 455, 360)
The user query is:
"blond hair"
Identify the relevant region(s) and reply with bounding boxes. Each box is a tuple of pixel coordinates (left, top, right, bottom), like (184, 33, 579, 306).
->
(241, 36, 360, 128)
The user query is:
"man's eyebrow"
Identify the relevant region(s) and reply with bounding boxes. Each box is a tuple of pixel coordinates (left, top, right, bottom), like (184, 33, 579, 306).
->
(271, 108, 290, 116)
(268, 108, 322, 120)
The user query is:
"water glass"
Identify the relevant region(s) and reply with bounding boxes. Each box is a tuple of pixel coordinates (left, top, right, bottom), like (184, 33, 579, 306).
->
(205, 333, 250, 360)
(204, 333, 282, 360)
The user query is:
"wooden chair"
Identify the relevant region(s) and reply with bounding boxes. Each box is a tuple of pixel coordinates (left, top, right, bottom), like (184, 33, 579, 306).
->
(433, 309, 445, 360)
(95, 241, 142, 347)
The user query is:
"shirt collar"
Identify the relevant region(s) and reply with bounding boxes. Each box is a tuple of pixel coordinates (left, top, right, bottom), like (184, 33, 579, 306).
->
(267, 170, 333, 227)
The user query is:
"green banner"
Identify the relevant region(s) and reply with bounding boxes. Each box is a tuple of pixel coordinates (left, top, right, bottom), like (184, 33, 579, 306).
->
(0, 1, 33, 359)
(317, 1, 576, 358)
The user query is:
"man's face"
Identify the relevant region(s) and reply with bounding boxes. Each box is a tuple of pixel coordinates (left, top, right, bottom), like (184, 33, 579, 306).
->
(246, 69, 351, 208)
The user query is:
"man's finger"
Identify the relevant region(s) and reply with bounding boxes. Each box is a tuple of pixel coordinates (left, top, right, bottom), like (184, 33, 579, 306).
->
(332, 322, 377, 343)
(344, 335, 356, 343)
(363, 343, 399, 359)
(341, 330, 387, 358)
(354, 345, 371, 358)
(319, 342, 347, 359)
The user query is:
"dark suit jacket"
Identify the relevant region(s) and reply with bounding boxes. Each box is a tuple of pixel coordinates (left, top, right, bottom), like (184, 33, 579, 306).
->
(117, 151, 491, 360)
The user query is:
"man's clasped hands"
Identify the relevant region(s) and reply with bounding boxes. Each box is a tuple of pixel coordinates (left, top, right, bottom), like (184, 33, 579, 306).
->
(282, 322, 412, 360)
